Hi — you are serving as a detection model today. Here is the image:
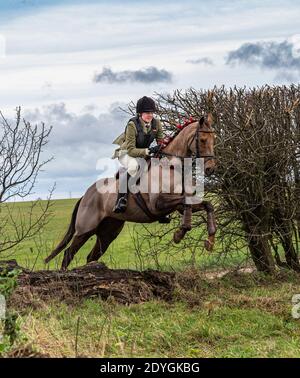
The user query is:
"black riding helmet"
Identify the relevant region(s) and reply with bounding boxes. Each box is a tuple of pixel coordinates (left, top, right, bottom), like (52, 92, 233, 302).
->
(136, 96, 157, 114)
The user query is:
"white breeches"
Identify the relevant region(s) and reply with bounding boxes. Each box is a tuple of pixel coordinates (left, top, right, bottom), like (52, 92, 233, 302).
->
(119, 153, 139, 177)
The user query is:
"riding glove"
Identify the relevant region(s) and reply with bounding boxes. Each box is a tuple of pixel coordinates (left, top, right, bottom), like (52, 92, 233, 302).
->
(148, 145, 161, 156)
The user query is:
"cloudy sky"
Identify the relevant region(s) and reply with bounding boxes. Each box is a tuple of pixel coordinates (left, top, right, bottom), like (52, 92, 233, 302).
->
(0, 0, 300, 199)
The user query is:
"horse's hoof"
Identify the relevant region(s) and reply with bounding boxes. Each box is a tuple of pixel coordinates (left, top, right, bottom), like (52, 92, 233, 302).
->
(204, 239, 214, 251)
(173, 229, 184, 243)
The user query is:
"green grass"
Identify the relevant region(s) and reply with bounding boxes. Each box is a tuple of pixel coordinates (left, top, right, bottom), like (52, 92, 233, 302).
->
(9, 271, 300, 358)
(0, 198, 250, 271)
(1, 198, 300, 358)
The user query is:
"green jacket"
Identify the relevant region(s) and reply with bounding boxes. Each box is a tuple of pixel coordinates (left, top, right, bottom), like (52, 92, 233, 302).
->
(112, 117, 164, 159)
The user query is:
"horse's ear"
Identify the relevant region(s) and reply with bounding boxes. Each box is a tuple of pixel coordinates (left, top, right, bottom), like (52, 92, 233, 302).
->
(206, 112, 213, 126)
(199, 116, 205, 126)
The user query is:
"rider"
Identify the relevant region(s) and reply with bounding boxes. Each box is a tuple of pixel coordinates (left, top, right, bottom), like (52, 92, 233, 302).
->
(112, 96, 170, 222)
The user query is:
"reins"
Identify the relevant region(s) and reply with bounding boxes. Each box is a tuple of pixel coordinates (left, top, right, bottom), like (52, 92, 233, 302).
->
(157, 120, 216, 161)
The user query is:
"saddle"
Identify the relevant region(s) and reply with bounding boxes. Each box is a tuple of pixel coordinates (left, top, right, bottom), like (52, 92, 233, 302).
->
(114, 159, 160, 221)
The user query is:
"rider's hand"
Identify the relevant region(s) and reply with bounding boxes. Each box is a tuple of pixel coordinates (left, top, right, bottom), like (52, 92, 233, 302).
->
(148, 145, 161, 156)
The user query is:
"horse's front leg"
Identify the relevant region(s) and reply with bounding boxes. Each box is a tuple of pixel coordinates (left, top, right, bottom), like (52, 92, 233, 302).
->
(156, 195, 193, 244)
(201, 201, 217, 250)
(155, 195, 217, 249)
(178, 201, 217, 251)
(173, 204, 192, 243)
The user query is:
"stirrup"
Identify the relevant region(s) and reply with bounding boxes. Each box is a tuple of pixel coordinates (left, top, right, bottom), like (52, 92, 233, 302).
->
(113, 196, 128, 213)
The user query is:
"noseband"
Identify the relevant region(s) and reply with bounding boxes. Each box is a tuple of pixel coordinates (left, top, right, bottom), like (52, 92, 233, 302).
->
(192, 121, 216, 161)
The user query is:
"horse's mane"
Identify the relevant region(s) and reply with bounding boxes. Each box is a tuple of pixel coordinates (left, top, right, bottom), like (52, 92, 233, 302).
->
(159, 117, 197, 149)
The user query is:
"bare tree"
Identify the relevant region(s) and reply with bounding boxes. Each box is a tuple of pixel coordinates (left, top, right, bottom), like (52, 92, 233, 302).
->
(150, 85, 300, 274)
(0, 107, 54, 254)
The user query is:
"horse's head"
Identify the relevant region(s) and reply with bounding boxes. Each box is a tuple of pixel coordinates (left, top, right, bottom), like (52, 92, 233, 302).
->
(188, 113, 216, 176)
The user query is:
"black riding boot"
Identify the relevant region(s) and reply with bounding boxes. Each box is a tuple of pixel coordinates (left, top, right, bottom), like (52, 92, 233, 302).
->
(158, 215, 171, 223)
(113, 171, 130, 213)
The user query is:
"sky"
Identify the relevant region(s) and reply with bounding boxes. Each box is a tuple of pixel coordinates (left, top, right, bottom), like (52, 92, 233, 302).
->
(0, 0, 300, 200)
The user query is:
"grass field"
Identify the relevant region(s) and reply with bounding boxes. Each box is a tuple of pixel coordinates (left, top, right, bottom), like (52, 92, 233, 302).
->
(0, 198, 248, 272)
(1, 198, 300, 358)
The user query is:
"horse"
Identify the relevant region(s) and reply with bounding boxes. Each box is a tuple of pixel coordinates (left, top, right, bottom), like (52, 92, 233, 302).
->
(45, 113, 217, 270)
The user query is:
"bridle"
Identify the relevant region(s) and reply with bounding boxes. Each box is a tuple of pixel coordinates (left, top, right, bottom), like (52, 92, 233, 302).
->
(191, 121, 216, 161)
(157, 120, 216, 161)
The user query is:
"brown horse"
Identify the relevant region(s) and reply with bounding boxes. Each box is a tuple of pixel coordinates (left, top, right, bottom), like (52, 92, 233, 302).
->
(45, 114, 217, 270)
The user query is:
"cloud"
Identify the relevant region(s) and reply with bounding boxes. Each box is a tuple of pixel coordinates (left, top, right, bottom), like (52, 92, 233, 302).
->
(186, 57, 214, 66)
(2, 0, 300, 114)
(226, 39, 300, 72)
(93, 66, 173, 84)
(21, 102, 130, 197)
(24, 102, 128, 147)
(273, 71, 298, 83)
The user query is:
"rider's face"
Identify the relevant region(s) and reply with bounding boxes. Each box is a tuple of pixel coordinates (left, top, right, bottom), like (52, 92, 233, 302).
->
(141, 112, 154, 123)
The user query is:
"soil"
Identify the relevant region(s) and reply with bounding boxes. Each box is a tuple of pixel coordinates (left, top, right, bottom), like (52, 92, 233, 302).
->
(0, 260, 175, 305)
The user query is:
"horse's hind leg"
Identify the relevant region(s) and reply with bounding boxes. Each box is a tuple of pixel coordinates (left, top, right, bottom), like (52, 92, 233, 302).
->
(86, 218, 125, 263)
(61, 231, 94, 270)
(86, 237, 101, 263)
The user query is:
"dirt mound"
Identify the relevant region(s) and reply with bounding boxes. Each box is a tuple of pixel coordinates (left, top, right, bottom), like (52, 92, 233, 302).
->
(5, 346, 50, 358)
(0, 260, 175, 305)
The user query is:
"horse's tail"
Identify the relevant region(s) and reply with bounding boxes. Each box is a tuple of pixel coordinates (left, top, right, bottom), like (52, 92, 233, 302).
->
(44, 197, 83, 264)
